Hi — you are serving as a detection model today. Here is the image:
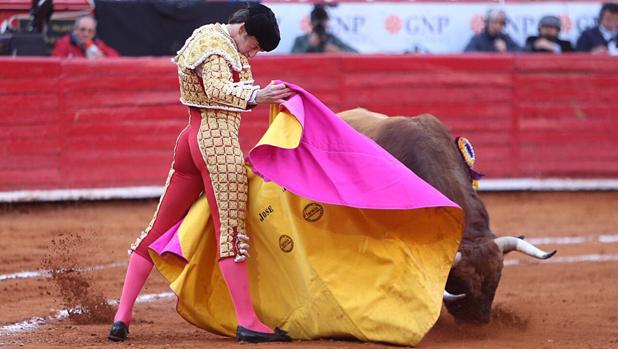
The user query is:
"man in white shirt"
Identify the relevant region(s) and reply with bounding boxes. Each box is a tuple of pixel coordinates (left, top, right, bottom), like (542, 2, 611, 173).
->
(576, 2, 618, 54)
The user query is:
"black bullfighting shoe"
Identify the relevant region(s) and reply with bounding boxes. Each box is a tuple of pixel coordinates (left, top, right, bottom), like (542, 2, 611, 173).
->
(108, 321, 129, 341)
(236, 326, 292, 343)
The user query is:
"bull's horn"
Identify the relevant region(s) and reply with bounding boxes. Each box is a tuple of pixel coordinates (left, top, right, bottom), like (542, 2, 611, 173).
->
(453, 252, 462, 267)
(494, 236, 557, 259)
(443, 290, 466, 302)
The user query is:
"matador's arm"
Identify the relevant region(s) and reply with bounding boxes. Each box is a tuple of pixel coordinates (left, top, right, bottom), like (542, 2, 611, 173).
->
(198, 55, 259, 110)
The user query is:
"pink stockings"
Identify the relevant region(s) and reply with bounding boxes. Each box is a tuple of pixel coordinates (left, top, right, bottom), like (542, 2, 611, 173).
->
(113, 255, 271, 333)
(113, 110, 272, 334)
(113, 252, 153, 325)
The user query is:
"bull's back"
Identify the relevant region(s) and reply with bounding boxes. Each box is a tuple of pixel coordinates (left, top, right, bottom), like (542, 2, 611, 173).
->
(337, 108, 393, 140)
(339, 108, 470, 207)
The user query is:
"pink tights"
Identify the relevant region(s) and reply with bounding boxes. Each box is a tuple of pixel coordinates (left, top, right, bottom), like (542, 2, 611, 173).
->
(113, 109, 272, 334)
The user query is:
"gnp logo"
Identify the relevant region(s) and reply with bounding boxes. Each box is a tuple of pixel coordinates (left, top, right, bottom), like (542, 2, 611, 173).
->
(470, 15, 485, 34)
(560, 15, 573, 34)
(299, 15, 311, 33)
(333, 16, 366, 34)
(386, 15, 450, 35)
(299, 15, 366, 34)
(386, 15, 403, 34)
(470, 14, 574, 35)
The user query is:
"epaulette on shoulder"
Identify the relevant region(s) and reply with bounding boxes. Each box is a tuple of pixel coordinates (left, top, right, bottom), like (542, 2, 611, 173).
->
(173, 23, 242, 72)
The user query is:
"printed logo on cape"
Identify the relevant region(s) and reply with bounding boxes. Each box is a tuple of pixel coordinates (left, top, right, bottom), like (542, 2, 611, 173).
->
(279, 235, 294, 253)
(259, 205, 274, 222)
(303, 203, 324, 222)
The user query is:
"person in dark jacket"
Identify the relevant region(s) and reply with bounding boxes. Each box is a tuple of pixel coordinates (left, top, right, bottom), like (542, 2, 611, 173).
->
(52, 16, 119, 59)
(575, 2, 618, 54)
(525, 15, 573, 53)
(464, 9, 521, 53)
(291, 5, 357, 54)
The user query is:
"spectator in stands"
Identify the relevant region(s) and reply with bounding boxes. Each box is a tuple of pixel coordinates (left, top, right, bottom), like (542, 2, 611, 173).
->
(525, 15, 573, 53)
(464, 9, 521, 53)
(52, 16, 119, 58)
(291, 4, 357, 54)
(575, 3, 618, 54)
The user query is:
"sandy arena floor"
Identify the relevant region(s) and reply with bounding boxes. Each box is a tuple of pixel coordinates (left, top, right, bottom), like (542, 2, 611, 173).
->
(1, 192, 617, 348)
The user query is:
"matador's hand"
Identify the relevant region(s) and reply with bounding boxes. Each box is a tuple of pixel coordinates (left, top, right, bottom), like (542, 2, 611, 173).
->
(255, 82, 294, 105)
(234, 232, 251, 263)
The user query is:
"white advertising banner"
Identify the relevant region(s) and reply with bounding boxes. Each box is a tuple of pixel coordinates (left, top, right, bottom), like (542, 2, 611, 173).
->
(267, 2, 605, 54)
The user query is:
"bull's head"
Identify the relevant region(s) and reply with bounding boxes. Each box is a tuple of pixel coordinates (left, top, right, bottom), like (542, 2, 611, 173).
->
(443, 236, 556, 324)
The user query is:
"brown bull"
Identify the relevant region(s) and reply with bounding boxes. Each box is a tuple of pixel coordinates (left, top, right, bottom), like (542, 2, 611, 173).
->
(338, 108, 556, 324)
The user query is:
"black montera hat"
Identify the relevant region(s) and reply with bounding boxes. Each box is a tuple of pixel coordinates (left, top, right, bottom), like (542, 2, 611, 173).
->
(244, 3, 280, 52)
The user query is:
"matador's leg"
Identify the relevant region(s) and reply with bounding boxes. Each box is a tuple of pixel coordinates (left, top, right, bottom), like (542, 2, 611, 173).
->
(130, 126, 204, 260)
(194, 109, 249, 260)
(114, 125, 203, 328)
(189, 108, 273, 334)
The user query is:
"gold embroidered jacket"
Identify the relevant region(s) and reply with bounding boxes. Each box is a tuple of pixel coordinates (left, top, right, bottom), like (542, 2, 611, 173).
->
(173, 24, 259, 112)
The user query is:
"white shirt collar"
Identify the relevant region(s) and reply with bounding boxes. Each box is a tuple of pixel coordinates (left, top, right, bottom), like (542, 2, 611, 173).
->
(599, 25, 617, 42)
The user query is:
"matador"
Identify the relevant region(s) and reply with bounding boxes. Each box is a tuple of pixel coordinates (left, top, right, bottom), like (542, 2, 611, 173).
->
(108, 4, 293, 343)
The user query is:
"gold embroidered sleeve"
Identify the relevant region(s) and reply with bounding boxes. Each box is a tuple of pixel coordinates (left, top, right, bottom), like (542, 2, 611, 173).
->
(200, 55, 259, 110)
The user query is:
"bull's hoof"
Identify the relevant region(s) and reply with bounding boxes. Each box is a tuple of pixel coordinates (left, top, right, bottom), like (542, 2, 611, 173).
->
(108, 321, 129, 342)
(236, 326, 292, 343)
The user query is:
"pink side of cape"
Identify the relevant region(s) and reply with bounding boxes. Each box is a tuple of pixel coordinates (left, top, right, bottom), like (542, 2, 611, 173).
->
(247, 81, 459, 210)
(149, 219, 185, 261)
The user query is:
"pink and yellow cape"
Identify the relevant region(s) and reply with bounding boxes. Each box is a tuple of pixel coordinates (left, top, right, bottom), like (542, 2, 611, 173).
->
(149, 82, 464, 346)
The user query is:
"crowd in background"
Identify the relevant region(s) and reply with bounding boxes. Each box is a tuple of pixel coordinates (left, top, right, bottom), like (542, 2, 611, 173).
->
(298, 2, 618, 55)
(463, 2, 618, 55)
(13, 2, 618, 58)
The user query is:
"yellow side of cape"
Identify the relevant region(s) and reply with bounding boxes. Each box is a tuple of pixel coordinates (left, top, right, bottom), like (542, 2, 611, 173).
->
(150, 109, 463, 346)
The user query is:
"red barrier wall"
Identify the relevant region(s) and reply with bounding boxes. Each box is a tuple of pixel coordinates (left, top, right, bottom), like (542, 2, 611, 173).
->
(1, 55, 617, 191)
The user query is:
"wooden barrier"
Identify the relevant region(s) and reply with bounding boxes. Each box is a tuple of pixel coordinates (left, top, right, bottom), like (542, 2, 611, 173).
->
(1, 55, 617, 192)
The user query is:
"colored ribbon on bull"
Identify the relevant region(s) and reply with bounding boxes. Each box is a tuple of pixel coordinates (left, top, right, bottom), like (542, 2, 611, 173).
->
(456, 136, 484, 190)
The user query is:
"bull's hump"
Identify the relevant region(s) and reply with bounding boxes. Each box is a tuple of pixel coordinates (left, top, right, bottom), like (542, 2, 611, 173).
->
(338, 108, 388, 120)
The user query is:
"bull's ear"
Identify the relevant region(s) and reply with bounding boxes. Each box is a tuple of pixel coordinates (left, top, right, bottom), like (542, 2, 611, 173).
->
(494, 236, 557, 259)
